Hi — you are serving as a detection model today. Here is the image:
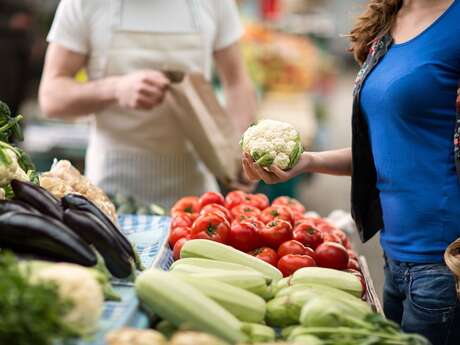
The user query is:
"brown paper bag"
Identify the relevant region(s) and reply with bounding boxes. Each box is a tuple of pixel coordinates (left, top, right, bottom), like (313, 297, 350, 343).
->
(166, 73, 240, 185)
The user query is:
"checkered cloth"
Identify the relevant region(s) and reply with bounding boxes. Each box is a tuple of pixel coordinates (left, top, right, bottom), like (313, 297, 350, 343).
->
(118, 214, 173, 270)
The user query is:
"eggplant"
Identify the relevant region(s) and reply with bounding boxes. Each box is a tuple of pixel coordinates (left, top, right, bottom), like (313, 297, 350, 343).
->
(62, 194, 142, 269)
(11, 179, 63, 220)
(0, 200, 41, 215)
(0, 211, 97, 266)
(63, 209, 133, 279)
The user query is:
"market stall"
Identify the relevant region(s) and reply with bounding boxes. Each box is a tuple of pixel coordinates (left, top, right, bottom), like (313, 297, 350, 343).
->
(0, 100, 431, 345)
(3, 1, 459, 344)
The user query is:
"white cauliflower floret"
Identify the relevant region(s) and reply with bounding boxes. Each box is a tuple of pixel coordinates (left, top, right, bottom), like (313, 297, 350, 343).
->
(249, 138, 275, 159)
(273, 153, 290, 170)
(241, 120, 303, 170)
(285, 140, 297, 154)
(33, 263, 104, 335)
(0, 148, 29, 186)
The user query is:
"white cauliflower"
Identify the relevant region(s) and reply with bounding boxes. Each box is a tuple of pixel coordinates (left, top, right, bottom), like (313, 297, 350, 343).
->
(0, 148, 29, 186)
(240, 120, 303, 170)
(32, 263, 104, 335)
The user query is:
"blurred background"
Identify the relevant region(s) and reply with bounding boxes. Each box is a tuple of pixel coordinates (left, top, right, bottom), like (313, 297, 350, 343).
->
(1, 0, 383, 296)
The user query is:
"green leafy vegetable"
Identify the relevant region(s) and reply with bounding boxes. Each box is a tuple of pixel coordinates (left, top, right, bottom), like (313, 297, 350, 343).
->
(288, 314, 431, 345)
(0, 101, 38, 196)
(0, 252, 76, 345)
(0, 100, 23, 142)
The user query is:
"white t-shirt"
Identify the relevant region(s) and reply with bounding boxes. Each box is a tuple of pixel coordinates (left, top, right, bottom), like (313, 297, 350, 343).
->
(47, 0, 243, 79)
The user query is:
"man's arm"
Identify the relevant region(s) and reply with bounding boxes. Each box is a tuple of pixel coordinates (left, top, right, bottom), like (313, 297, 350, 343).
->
(214, 42, 257, 134)
(39, 43, 169, 119)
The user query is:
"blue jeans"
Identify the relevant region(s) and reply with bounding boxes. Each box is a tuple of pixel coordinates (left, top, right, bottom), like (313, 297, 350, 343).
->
(384, 257, 460, 345)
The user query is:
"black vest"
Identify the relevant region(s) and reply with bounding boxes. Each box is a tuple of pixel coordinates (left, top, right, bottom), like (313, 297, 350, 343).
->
(351, 34, 460, 242)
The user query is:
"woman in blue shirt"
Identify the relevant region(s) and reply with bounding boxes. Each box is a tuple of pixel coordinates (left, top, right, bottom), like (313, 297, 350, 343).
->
(243, 0, 460, 344)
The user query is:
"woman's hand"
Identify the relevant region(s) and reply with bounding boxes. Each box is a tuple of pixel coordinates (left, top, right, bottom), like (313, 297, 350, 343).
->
(241, 148, 352, 184)
(242, 152, 313, 185)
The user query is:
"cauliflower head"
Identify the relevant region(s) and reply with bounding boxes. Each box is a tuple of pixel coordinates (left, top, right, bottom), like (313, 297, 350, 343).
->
(0, 148, 29, 186)
(33, 263, 104, 335)
(240, 120, 303, 170)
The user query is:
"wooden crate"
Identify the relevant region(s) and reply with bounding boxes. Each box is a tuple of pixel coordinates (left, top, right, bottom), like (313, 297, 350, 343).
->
(359, 255, 384, 315)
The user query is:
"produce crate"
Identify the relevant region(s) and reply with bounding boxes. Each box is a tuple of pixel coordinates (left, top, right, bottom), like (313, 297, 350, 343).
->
(359, 256, 384, 315)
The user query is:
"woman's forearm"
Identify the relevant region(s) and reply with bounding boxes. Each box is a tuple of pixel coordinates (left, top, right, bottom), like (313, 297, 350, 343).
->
(305, 148, 352, 176)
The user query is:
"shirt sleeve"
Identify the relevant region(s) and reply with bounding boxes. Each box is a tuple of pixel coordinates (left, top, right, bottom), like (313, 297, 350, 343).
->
(47, 0, 89, 54)
(213, 0, 244, 51)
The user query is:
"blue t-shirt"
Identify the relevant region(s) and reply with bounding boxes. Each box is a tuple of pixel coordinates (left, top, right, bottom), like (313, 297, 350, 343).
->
(360, 0, 460, 263)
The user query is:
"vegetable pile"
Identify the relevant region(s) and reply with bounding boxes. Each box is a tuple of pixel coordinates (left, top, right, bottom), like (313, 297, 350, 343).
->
(109, 192, 165, 216)
(153, 192, 430, 344)
(0, 252, 103, 345)
(0, 101, 430, 344)
(0, 181, 139, 341)
(133, 238, 429, 345)
(0, 179, 141, 279)
(40, 159, 119, 224)
(240, 120, 303, 170)
(169, 191, 363, 284)
(0, 101, 38, 198)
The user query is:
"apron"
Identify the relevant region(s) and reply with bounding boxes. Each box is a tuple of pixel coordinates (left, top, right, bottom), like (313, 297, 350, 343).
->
(86, 0, 219, 209)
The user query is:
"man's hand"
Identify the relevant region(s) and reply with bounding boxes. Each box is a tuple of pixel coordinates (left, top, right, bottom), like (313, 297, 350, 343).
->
(228, 167, 258, 193)
(114, 70, 170, 110)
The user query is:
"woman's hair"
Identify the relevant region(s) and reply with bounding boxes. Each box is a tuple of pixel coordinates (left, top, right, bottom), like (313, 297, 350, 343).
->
(349, 0, 403, 64)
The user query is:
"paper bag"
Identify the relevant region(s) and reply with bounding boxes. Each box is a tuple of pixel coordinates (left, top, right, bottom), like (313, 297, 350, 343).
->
(166, 73, 240, 185)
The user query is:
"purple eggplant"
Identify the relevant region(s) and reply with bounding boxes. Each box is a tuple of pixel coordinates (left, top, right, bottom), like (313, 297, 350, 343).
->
(63, 209, 133, 278)
(0, 211, 97, 266)
(11, 179, 63, 220)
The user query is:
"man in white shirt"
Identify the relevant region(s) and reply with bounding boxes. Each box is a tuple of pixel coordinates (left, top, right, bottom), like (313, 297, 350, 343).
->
(39, 0, 256, 208)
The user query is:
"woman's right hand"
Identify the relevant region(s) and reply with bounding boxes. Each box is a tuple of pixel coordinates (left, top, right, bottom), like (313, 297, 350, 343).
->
(114, 70, 170, 111)
(242, 152, 313, 185)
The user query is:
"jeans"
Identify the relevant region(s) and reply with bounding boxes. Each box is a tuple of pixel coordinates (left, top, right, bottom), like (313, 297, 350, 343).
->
(384, 257, 460, 345)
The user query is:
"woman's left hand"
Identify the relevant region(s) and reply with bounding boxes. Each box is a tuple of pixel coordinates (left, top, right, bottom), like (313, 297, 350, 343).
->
(242, 152, 308, 185)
